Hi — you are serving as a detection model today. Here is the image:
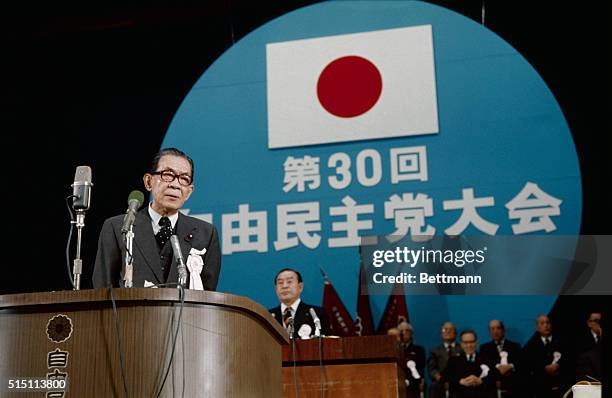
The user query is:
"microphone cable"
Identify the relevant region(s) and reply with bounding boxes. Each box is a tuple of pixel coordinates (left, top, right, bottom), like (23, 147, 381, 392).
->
(108, 283, 186, 398)
(317, 333, 324, 398)
(109, 285, 130, 398)
(291, 333, 300, 398)
(151, 282, 186, 398)
(310, 308, 325, 398)
(64, 195, 78, 289)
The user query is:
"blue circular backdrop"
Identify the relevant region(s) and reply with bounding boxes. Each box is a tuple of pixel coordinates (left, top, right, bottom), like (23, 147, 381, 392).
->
(163, 1, 581, 349)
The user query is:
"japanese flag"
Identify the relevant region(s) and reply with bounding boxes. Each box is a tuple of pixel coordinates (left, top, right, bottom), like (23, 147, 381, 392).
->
(266, 25, 439, 149)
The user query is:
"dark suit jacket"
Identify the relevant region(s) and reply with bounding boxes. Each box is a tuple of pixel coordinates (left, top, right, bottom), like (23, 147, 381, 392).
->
(428, 343, 463, 381)
(269, 301, 331, 339)
(92, 208, 221, 290)
(480, 339, 523, 394)
(577, 331, 601, 354)
(401, 343, 426, 393)
(444, 353, 493, 398)
(576, 343, 601, 381)
(522, 334, 568, 395)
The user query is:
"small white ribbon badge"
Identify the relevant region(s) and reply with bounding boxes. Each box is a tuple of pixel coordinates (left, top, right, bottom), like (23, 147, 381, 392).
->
(186, 247, 206, 290)
(407, 360, 421, 379)
(499, 350, 509, 365)
(479, 364, 490, 379)
(552, 351, 561, 364)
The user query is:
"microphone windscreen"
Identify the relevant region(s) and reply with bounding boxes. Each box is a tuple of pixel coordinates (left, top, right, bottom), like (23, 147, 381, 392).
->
(128, 190, 145, 206)
(74, 165, 92, 183)
(170, 235, 184, 261)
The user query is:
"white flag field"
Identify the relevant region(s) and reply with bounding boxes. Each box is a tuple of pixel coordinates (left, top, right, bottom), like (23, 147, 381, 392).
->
(266, 25, 439, 149)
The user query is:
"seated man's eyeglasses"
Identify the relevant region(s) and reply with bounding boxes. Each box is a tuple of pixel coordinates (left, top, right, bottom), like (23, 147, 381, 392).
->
(151, 170, 193, 186)
(461, 339, 477, 344)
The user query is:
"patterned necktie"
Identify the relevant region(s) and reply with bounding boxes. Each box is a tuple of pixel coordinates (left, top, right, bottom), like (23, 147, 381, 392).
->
(283, 307, 292, 328)
(156, 216, 173, 249)
(468, 354, 475, 362)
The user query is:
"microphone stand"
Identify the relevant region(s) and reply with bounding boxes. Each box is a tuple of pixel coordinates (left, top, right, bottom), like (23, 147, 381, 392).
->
(288, 316, 300, 398)
(312, 316, 324, 398)
(123, 225, 135, 288)
(287, 317, 295, 340)
(72, 210, 86, 290)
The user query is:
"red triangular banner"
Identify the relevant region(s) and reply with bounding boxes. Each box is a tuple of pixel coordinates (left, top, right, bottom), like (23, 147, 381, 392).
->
(376, 277, 410, 334)
(322, 272, 356, 336)
(355, 261, 375, 336)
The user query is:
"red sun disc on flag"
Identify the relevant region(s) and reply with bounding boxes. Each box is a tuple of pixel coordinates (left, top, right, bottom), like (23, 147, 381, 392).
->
(316, 55, 383, 118)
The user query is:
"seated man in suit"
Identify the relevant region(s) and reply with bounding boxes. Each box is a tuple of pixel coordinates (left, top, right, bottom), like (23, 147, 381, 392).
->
(480, 319, 523, 397)
(428, 321, 463, 398)
(522, 315, 568, 398)
(398, 321, 426, 398)
(444, 329, 493, 398)
(578, 312, 602, 353)
(387, 327, 401, 342)
(93, 148, 221, 290)
(576, 312, 602, 381)
(269, 268, 331, 339)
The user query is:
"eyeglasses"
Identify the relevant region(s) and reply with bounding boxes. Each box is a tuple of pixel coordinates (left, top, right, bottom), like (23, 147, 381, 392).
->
(151, 170, 193, 186)
(461, 340, 477, 344)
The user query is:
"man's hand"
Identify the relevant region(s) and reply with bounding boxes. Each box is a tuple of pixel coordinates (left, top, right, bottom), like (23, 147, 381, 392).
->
(544, 363, 560, 376)
(459, 376, 472, 386)
(497, 364, 513, 375)
(592, 323, 602, 337)
(459, 375, 482, 387)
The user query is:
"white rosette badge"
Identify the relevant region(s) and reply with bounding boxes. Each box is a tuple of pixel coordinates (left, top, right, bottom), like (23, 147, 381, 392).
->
(407, 360, 421, 379)
(298, 324, 312, 339)
(186, 247, 206, 290)
(479, 364, 490, 379)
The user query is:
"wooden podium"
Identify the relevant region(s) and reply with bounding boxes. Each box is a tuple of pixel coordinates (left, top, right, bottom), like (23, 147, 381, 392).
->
(281, 335, 406, 398)
(0, 288, 289, 397)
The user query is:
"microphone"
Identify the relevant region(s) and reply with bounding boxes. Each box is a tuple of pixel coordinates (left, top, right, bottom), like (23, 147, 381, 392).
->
(69, 165, 93, 290)
(309, 307, 322, 337)
(287, 316, 295, 340)
(121, 190, 144, 234)
(71, 165, 93, 211)
(170, 235, 188, 288)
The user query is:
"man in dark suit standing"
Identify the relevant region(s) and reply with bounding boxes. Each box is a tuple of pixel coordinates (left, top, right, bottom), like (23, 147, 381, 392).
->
(398, 321, 426, 398)
(428, 321, 463, 398)
(93, 148, 221, 290)
(269, 268, 331, 339)
(522, 315, 568, 398)
(444, 329, 493, 398)
(576, 312, 602, 381)
(480, 319, 523, 397)
(577, 312, 602, 354)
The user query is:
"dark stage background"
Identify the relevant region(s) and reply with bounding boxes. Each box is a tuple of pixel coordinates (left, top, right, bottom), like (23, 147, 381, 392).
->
(1, 0, 609, 379)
